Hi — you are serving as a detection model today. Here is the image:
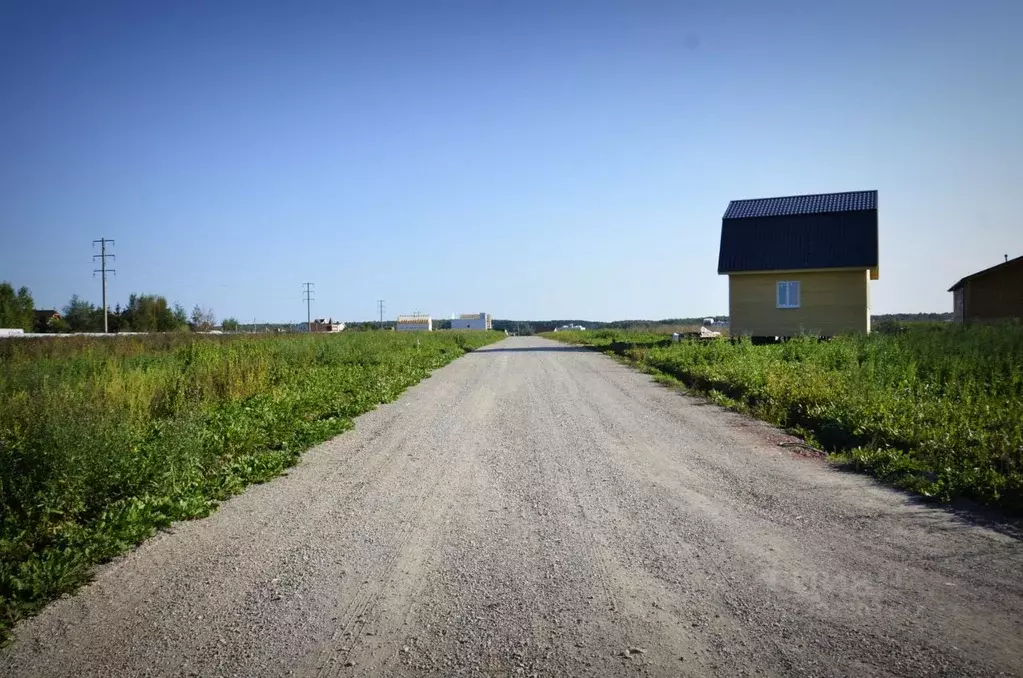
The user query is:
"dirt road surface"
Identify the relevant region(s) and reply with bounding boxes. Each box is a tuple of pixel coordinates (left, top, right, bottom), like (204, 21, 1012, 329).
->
(3, 337, 1021, 677)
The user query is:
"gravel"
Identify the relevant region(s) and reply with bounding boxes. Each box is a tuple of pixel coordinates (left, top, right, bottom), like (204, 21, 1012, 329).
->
(3, 336, 1021, 677)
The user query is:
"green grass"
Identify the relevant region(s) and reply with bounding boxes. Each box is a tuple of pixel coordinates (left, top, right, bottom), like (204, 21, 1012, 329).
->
(0, 330, 501, 640)
(546, 325, 1023, 513)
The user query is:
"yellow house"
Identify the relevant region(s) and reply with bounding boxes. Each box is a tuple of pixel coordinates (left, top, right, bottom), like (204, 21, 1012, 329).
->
(718, 190, 879, 339)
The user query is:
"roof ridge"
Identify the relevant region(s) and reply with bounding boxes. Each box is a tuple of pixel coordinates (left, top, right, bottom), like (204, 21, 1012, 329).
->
(723, 190, 877, 220)
(948, 254, 1023, 291)
(728, 189, 876, 203)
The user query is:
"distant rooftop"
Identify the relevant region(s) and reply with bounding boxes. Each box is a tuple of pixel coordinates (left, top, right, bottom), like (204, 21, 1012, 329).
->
(948, 254, 1023, 291)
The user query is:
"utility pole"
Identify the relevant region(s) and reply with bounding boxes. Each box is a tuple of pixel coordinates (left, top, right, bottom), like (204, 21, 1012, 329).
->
(92, 238, 115, 333)
(302, 282, 314, 332)
(377, 299, 385, 326)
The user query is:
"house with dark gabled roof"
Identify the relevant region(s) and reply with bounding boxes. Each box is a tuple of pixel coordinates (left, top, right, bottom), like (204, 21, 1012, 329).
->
(948, 254, 1023, 323)
(718, 190, 879, 338)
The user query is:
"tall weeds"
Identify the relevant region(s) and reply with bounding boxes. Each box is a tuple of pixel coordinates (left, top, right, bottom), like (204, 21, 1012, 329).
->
(548, 325, 1023, 513)
(0, 331, 500, 639)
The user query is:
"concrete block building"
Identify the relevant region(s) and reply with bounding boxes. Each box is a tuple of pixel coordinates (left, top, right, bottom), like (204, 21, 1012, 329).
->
(450, 313, 492, 330)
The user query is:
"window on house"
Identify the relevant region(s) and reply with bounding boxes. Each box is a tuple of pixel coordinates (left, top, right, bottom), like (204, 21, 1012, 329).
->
(777, 281, 800, 308)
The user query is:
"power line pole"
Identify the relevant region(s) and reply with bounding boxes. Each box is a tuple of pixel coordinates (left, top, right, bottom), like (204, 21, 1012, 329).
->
(92, 238, 115, 333)
(302, 282, 314, 332)
(377, 299, 385, 326)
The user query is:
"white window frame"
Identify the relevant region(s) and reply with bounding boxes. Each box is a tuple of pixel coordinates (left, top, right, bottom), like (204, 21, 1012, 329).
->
(777, 281, 801, 309)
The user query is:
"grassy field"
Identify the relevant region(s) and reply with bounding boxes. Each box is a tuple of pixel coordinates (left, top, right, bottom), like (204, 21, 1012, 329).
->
(546, 325, 1023, 514)
(0, 330, 501, 640)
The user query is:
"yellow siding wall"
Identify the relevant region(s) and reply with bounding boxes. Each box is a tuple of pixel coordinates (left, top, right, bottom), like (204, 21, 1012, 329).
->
(729, 269, 870, 337)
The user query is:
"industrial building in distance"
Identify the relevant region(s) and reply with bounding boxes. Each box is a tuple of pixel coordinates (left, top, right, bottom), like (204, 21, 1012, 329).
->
(393, 312, 494, 332)
(395, 314, 433, 332)
(450, 313, 492, 330)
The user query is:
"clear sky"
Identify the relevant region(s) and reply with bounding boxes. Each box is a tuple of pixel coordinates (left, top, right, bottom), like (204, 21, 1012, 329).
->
(2, 0, 1020, 323)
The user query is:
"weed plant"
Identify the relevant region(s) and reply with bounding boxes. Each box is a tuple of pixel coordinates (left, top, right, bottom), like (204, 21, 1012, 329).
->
(547, 325, 1023, 513)
(0, 330, 500, 639)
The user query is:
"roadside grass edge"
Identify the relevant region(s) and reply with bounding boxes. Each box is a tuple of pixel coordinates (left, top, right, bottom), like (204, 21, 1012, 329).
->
(542, 330, 1023, 516)
(0, 331, 502, 643)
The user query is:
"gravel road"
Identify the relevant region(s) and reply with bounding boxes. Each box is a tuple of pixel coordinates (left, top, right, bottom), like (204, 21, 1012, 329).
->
(3, 336, 1021, 677)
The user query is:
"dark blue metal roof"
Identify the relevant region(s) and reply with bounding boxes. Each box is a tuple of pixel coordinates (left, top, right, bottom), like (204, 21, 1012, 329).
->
(718, 191, 879, 274)
(723, 190, 877, 220)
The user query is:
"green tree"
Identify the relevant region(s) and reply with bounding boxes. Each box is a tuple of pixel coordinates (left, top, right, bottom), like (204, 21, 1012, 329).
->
(221, 317, 240, 331)
(190, 305, 216, 331)
(122, 295, 145, 331)
(110, 303, 127, 332)
(63, 295, 100, 332)
(122, 294, 185, 332)
(47, 315, 70, 333)
(0, 282, 35, 331)
(171, 303, 188, 331)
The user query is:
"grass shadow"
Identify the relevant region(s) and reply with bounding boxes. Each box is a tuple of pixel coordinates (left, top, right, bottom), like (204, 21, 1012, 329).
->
(828, 462, 1023, 541)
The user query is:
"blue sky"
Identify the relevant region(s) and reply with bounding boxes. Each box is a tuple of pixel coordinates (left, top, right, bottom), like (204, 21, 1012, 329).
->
(2, 0, 1020, 323)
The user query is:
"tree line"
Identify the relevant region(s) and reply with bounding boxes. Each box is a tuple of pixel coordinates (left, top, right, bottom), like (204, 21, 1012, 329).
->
(1, 281, 240, 333)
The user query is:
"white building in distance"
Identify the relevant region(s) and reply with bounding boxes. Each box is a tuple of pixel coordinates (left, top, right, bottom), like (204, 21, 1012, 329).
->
(450, 312, 492, 330)
(396, 314, 432, 332)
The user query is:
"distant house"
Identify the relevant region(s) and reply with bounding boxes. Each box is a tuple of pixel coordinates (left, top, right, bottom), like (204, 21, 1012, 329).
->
(450, 313, 492, 330)
(34, 309, 61, 332)
(310, 317, 345, 333)
(948, 255, 1023, 323)
(395, 314, 432, 332)
(718, 190, 879, 339)
(553, 324, 586, 332)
